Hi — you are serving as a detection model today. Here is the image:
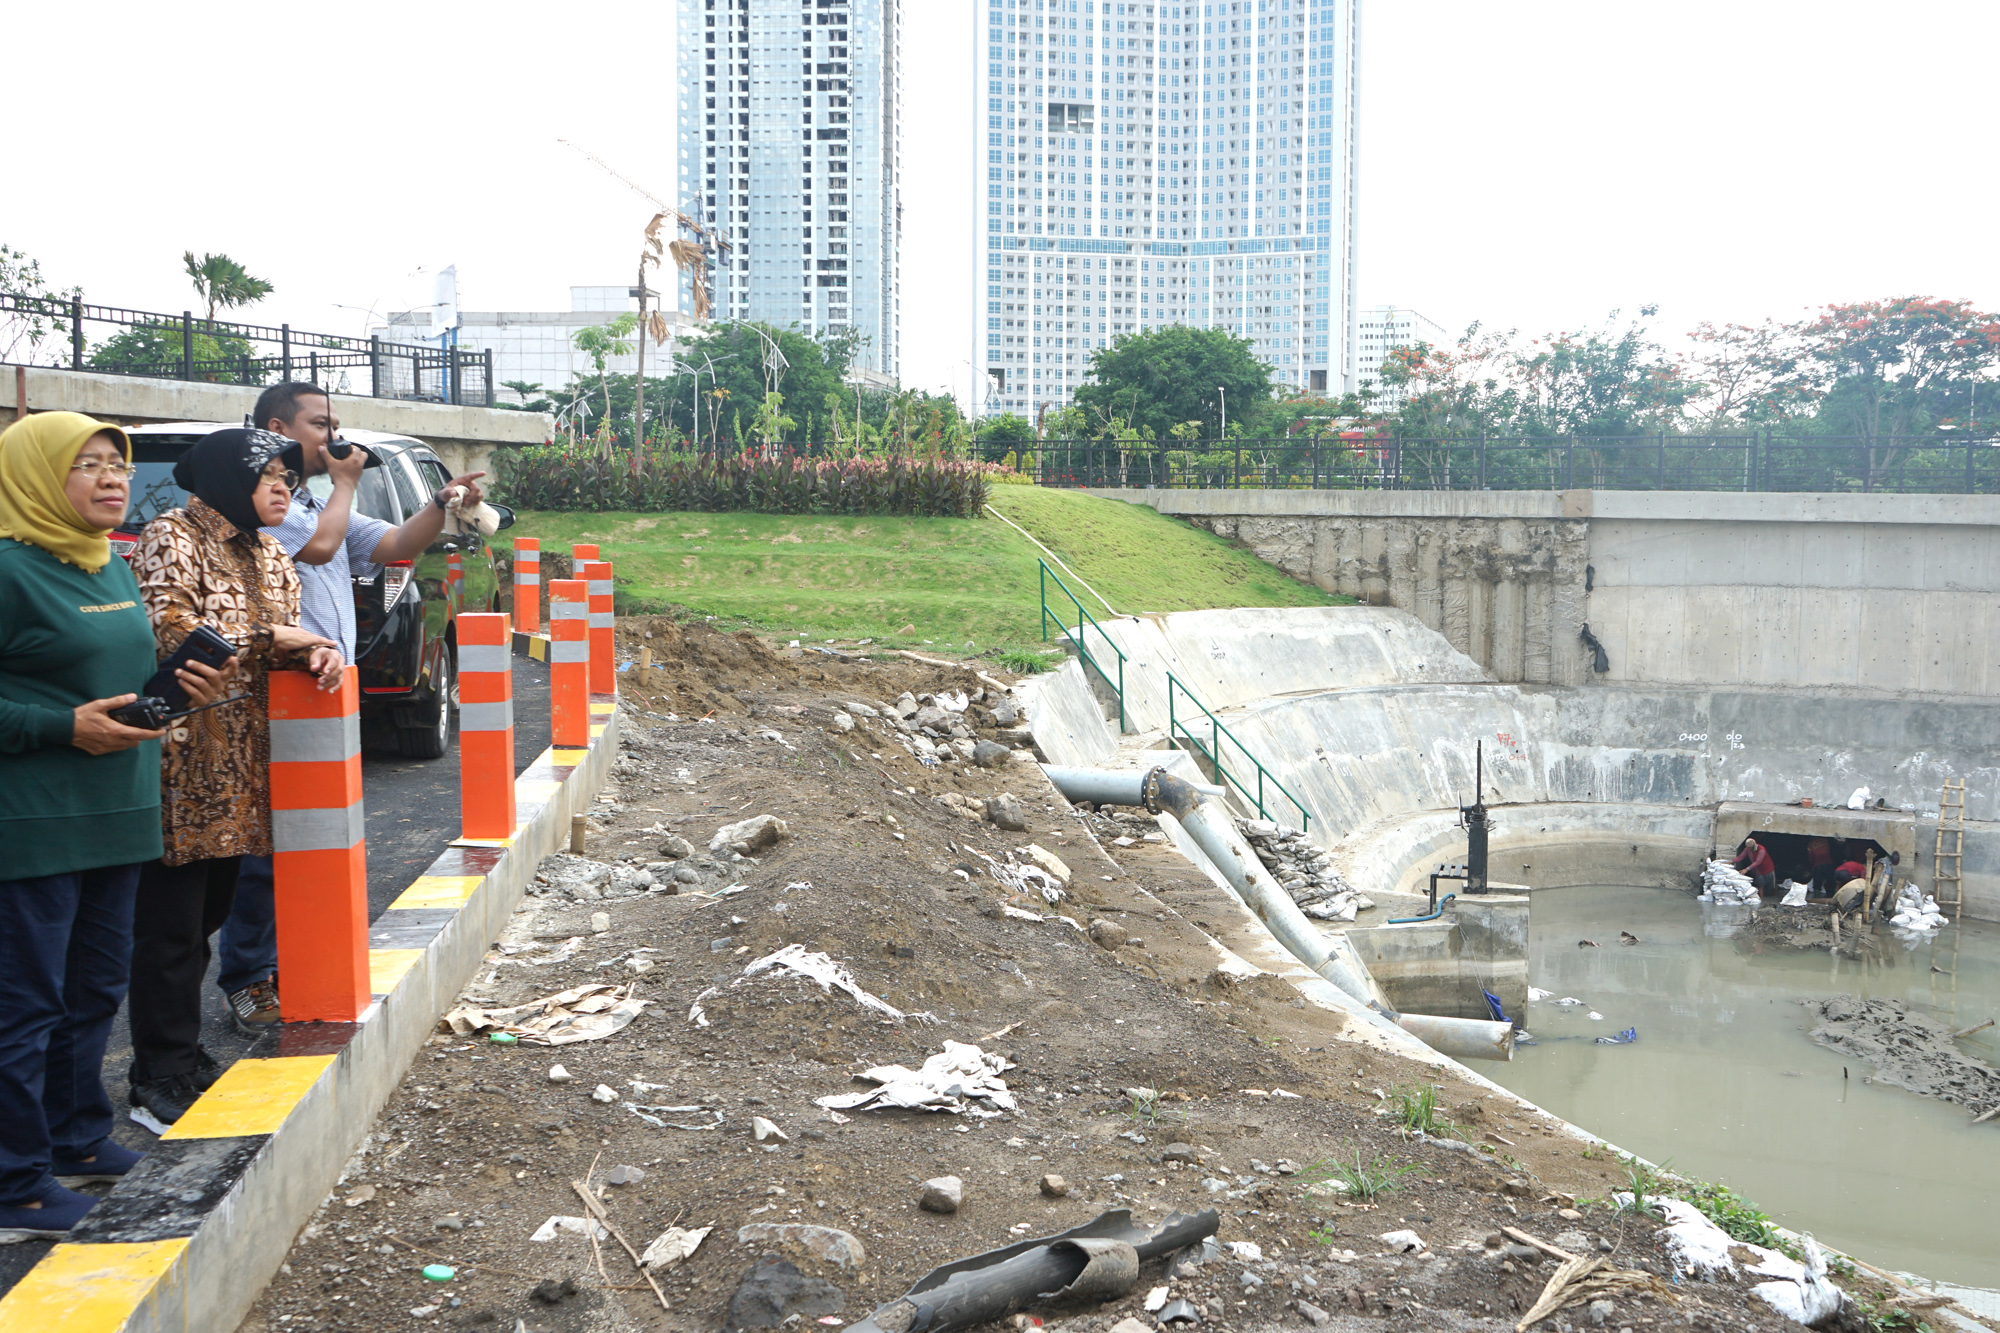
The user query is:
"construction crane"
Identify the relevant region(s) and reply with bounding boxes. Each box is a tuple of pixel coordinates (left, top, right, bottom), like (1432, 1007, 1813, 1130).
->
(558, 138, 730, 323)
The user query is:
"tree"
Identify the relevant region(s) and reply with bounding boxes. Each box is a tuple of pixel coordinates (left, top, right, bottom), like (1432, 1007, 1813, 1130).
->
(0, 243, 77, 364)
(500, 380, 553, 414)
(973, 412, 1036, 462)
(572, 314, 639, 454)
(90, 322, 256, 381)
(1771, 298, 2000, 465)
(1071, 325, 1274, 440)
(182, 251, 273, 324)
(1511, 308, 1691, 436)
(661, 322, 857, 448)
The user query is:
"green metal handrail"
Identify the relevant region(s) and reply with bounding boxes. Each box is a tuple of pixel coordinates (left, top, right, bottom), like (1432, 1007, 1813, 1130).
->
(1038, 559, 1126, 732)
(1165, 671, 1312, 832)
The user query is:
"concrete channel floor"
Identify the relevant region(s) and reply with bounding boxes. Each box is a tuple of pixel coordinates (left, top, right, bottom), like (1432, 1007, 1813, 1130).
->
(0, 657, 553, 1301)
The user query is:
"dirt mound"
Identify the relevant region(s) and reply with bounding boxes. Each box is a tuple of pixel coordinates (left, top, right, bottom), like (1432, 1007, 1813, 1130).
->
(1810, 995, 2000, 1114)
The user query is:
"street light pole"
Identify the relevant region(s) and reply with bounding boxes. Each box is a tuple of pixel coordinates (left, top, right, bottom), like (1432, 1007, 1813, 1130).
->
(1217, 385, 1226, 439)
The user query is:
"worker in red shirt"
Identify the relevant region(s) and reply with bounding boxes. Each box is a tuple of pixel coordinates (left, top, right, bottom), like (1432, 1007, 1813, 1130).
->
(1732, 838, 1777, 895)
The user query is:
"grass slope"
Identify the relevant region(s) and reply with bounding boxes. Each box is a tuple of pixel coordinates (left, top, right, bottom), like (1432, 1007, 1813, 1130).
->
(509, 488, 1343, 651)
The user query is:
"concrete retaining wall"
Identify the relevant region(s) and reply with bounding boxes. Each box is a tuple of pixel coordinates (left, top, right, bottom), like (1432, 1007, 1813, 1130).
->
(1019, 605, 2000, 922)
(3, 363, 552, 478)
(1085, 488, 2000, 697)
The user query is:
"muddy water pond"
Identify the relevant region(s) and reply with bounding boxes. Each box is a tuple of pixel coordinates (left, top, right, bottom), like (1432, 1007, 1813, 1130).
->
(1486, 884, 2000, 1289)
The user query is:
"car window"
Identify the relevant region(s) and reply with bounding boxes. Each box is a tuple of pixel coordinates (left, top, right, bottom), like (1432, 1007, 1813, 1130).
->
(306, 466, 399, 523)
(128, 437, 198, 524)
(387, 455, 428, 516)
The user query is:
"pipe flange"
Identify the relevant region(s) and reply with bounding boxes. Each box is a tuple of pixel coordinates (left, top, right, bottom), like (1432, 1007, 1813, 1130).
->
(1142, 766, 1167, 816)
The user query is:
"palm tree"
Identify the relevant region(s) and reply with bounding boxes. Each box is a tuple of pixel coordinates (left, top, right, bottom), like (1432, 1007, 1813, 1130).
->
(182, 252, 273, 325)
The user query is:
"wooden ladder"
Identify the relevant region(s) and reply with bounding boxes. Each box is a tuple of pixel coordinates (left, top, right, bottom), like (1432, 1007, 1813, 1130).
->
(1935, 778, 1966, 914)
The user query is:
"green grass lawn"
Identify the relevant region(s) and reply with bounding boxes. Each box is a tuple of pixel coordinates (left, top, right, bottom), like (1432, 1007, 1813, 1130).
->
(508, 486, 1344, 653)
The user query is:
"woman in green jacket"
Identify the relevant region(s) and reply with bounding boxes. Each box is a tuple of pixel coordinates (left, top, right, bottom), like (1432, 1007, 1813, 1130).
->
(0, 412, 228, 1240)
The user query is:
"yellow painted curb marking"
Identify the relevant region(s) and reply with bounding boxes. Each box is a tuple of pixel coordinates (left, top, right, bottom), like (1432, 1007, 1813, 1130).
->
(389, 875, 483, 912)
(162, 1056, 336, 1140)
(590, 702, 616, 715)
(0, 1238, 188, 1329)
(550, 749, 588, 764)
(369, 949, 424, 995)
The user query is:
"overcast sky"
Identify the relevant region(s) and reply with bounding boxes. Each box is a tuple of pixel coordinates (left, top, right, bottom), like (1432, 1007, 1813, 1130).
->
(8, 1, 1996, 409)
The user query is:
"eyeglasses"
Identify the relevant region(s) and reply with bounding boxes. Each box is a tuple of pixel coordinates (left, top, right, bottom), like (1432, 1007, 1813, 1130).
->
(258, 468, 302, 492)
(69, 460, 137, 481)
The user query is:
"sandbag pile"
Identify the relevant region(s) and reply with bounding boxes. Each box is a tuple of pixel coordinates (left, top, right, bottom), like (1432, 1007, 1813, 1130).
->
(1241, 819, 1371, 918)
(1699, 859, 1759, 904)
(1888, 883, 1949, 932)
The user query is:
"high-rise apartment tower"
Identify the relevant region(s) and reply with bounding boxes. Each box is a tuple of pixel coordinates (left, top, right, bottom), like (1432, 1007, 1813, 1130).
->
(975, 0, 1359, 421)
(676, 0, 902, 380)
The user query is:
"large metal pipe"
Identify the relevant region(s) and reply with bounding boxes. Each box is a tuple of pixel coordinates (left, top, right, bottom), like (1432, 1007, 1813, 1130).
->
(1042, 764, 1514, 1062)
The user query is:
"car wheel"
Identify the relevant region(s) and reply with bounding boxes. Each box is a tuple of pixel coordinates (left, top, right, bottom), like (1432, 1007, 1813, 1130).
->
(398, 646, 456, 760)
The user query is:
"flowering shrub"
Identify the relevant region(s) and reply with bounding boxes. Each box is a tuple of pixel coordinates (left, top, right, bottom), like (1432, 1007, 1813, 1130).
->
(493, 445, 1000, 518)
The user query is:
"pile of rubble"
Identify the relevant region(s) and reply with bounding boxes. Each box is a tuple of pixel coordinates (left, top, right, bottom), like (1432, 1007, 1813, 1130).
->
(837, 689, 1037, 771)
(1240, 820, 1375, 921)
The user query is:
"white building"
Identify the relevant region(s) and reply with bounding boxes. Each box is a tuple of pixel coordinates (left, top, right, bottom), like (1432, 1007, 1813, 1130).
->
(1354, 303, 1447, 410)
(973, 0, 1361, 420)
(675, 0, 902, 382)
(374, 287, 699, 407)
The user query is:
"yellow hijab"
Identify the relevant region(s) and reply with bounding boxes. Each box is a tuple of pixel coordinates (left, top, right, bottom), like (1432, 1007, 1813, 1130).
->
(0, 412, 132, 573)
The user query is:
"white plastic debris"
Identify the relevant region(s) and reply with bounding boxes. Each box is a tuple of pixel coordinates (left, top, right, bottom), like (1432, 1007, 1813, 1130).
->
(1528, 987, 1553, 1002)
(639, 1225, 713, 1269)
(1779, 880, 1809, 907)
(1225, 1241, 1263, 1261)
(1555, 997, 1586, 1007)
(441, 984, 651, 1045)
(1699, 859, 1759, 904)
(753, 1116, 789, 1142)
(743, 944, 922, 1021)
(1650, 1199, 1841, 1325)
(1377, 1230, 1427, 1254)
(1847, 786, 1871, 810)
(816, 1041, 1018, 1114)
(530, 1215, 609, 1243)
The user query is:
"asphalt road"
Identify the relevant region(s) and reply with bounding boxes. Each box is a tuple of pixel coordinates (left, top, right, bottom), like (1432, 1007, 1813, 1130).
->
(0, 657, 553, 1297)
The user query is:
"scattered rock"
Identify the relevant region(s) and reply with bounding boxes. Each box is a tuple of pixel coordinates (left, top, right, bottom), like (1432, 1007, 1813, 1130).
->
(1088, 918, 1128, 950)
(1039, 1173, 1069, 1198)
(588, 912, 610, 934)
(723, 1257, 844, 1332)
(1108, 1319, 1152, 1333)
(919, 1176, 963, 1213)
(1024, 844, 1072, 884)
(752, 1116, 789, 1143)
(1378, 1229, 1426, 1253)
(832, 712, 854, 732)
(711, 814, 790, 855)
(658, 834, 697, 860)
(914, 706, 950, 730)
(591, 1085, 617, 1104)
(434, 1213, 465, 1232)
(1294, 1299, 1330, 1326)
(735, 1223, 867, 1271)
(1161, 1143, 1200, 1165)
(990, 698, 1020, 726)
(986, 793, 1029, 832)
(972, 739, 1012, 768)
(343, 1185, 375, 1208)
(894, 692, 919, 717)
(604, 1165, 646, 1186)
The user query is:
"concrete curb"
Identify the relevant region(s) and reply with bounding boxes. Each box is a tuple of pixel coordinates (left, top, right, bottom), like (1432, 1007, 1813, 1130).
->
(0, 692, 620, 1333)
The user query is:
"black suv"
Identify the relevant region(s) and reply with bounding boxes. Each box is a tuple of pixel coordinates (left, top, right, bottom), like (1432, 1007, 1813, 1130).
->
(118, 423, 515, 758)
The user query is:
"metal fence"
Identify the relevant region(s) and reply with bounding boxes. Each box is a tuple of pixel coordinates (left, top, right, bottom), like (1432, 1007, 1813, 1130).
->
(1, 292, 494, 406)
(1028, 433, 2000, 495)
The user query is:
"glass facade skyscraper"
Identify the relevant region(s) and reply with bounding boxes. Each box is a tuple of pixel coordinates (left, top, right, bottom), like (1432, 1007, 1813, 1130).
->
(976, 0, 1359, 420)
(677, 0, 902, 380)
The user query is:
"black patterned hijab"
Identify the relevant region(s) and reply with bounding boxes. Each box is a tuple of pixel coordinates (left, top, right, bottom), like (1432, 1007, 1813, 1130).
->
(172, 428, 289, 535)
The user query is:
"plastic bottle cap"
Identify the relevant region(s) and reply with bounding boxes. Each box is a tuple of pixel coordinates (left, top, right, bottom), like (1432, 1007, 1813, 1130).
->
(488, 1032, 518, 1045)
(422, 1264, 456, 1282)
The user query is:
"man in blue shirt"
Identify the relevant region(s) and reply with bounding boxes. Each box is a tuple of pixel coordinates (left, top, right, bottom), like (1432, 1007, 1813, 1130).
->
(215, 382, 485, 1033)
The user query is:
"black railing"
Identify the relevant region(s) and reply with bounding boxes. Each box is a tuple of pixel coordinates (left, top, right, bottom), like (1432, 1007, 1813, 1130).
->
(1, 292, 494, 406)
(1027, 433, 2000, 495)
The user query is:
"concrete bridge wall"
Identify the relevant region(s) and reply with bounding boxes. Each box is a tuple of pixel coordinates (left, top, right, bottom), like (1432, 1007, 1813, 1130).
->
(1083, 488, 2000, 697)
(3, 363, 552, 479)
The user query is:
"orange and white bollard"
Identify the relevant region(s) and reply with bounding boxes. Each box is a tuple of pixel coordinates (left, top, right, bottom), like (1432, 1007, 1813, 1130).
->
(580, 559, 615, 696)
(512, 537, 540, 634)
(445, 549, 465, 613)
(268, 670, 370, 1022)
(456, 612, 515, 839)
(571, 542, 599, 566)
(549, 578, 590, 748)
